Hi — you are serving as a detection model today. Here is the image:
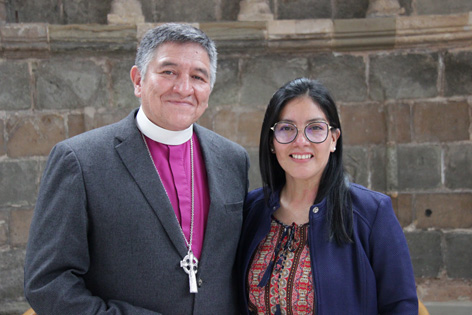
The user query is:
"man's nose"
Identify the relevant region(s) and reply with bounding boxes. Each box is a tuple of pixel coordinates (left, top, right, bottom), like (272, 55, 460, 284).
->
(173, 75, 193, 95)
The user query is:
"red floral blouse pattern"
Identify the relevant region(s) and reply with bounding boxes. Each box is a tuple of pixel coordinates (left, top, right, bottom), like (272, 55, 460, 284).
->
(247, 217, 314, 314)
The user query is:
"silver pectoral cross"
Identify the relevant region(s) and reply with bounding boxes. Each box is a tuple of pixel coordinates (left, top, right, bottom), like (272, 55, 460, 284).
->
(180, 250, 199, 293)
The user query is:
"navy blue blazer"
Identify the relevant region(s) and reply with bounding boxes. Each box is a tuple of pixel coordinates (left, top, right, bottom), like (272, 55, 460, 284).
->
(238, 184, 418, 314)
(25, 109, 249, 314)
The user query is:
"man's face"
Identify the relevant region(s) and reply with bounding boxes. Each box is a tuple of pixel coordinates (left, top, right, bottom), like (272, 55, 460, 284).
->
(131, 42, 212, 131)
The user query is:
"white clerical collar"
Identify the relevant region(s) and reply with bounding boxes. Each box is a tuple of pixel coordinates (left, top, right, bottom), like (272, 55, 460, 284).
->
(136, 106, 193, 145)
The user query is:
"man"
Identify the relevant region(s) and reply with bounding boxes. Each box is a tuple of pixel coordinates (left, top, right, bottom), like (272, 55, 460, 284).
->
(24, 23, 249, 314)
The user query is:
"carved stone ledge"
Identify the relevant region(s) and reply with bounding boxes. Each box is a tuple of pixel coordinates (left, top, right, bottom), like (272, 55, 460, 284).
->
(1, 12, 471, 55)
(266, 20, 333, 51)
(0, 23, 49, 56)
(395, 12, 472, 48)
(48, 24, 137, 51)
(332, 18, 396, 51)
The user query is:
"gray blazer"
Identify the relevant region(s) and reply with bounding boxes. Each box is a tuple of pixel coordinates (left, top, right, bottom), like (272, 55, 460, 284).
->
(24, 109, 250, 315)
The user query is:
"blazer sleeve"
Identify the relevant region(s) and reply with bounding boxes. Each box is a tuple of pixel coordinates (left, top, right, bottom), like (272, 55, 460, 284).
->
(24, 142, 162, 315)
(368, 195, 418, 314)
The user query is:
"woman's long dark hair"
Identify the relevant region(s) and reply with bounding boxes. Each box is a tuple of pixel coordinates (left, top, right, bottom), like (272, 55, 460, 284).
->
(259, 78, 353, 245)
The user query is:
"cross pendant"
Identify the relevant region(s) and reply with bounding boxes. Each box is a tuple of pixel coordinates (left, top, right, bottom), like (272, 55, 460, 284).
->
(180, 250, 199, 293)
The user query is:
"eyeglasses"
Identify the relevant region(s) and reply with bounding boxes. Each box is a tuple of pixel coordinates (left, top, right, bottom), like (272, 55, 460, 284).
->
(271, 121, 333, 144)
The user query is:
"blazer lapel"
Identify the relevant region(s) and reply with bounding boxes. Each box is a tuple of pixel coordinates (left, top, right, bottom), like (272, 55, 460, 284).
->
(114, 111, 188, 258)
(194, 125, 229, 259)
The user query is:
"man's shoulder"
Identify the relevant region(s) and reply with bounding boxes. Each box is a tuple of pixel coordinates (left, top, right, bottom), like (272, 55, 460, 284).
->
(62, 110, 136, 148)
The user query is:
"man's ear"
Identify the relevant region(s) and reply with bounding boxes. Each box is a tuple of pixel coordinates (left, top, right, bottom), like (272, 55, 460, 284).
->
(130, 66, 142, 98)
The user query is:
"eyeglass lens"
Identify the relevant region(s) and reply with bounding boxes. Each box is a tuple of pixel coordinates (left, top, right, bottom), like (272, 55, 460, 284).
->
(273, 122, 329, 143)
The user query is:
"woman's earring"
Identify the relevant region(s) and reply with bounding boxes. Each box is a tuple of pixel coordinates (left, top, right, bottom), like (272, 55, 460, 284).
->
(333, 147, 336, 152)
(270, 148, 275, 153)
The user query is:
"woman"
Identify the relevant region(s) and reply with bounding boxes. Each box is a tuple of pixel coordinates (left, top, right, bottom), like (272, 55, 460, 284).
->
(237, 78, 418, 314)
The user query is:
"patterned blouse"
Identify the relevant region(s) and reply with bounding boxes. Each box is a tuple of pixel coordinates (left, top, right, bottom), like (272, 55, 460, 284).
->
(247, 216, 314, 315)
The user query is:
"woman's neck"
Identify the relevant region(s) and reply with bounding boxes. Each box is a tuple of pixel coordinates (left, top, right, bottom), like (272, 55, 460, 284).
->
(275, 178, 319, 225)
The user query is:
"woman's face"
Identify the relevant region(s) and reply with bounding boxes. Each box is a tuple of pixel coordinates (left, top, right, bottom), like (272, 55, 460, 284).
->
(272, 96, 340, 185)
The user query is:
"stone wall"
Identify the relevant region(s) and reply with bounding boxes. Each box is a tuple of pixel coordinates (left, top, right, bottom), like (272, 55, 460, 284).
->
(1, 0, 472, 314)
(3, 0, 472, 24)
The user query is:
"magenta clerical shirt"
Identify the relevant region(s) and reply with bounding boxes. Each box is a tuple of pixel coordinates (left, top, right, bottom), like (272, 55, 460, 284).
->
(138, 110, 210, 260)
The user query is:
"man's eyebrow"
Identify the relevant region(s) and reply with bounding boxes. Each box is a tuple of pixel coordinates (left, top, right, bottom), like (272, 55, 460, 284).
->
(158, 61, 178, 68)
(158, 61, 209, 79)
(194, 67, 209, 79)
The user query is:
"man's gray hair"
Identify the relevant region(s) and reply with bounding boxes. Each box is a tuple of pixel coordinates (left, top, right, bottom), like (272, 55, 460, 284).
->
(135, 23, 218, 89)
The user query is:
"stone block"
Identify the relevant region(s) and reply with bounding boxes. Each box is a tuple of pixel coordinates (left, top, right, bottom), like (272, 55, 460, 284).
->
(390, 193, 414, 228)
(0, 119, 5, 156)
(343, 146, 369, 187)
(308, 54, 367, 102)
(405, 230, 442, 277)
(386, 103, 411, 143)
(0, 211, 8, 246)
(67, 113, 86, 138)
(240, 56, 308, 106)
(10, 209, 33, 247)
(6, 114, 65, 158)
(0, 301, 31, 315)
(0, 61, 31, 110)
(140, 0, 218, 23)
(444, 51, 472, 97)
(444, 232, 472, 278)
(247, 147, 262, 191)
(4, 0, 61, 24)
(196, 107, 213, 131)
(340, 103, 387, 145)
(397, 145, 441, 190)
(210, 58, 240, 106)
(416, 278, 472, 302)
(36, 58, 109, 110)
(0, 248, 26, 301)
(371, 145, 388, 192)
(333, 0, 369, 19)
(110, 57, 136, 110)
(213, 107, 264, 147)
(238, 108, 265, 147)
(415, 0, 472, 15)
(275, 0, 331, 20)
(0, 160, 39, 207)
(83, 107, 129, 131)
(413, 101, 469, 142)
(369, 53, 438, 101)
(416, 193, 472, 229)
(445, 144, 472, 190)
(212, 108, 238, 143)
(63, 0, 113, 24)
